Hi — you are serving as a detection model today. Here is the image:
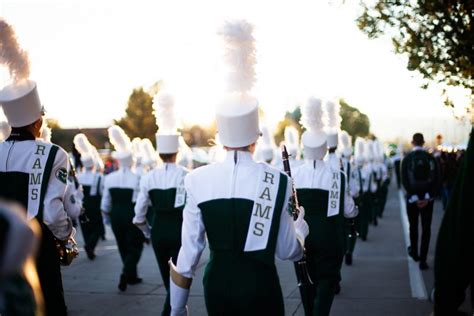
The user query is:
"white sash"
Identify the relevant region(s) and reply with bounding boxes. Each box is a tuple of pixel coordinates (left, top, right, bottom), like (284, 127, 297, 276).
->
(174, 171, 187, 208)
(244, 164, 280, 252)
(27, 143, 52, 220)
(327, 171, 341, 217)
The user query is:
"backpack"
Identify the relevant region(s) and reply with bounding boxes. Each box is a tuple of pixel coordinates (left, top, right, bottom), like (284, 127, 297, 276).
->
(407, 151, 435, 193)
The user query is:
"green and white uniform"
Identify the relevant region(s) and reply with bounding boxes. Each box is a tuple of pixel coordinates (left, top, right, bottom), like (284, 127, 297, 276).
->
(134, 163, 188, 316)
(101, 167, 144, 279)
(293, 159, 357, 316)
(173, 151, 304, 316)
(78, 170, 104, 254)
(0, 132, 73, 316)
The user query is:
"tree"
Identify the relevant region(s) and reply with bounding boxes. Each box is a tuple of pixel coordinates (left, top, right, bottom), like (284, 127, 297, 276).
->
(356, 1, 473, 94)
(115, 87, 158, 140)
(274, 100, 371, 143)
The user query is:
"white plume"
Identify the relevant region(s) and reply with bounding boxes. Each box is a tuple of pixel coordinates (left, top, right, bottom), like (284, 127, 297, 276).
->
(40, 124, 52, 142)
(339, 130, 351, 148)
(154, 93, 177, 134)
(141, 138, 157, 162)
(0, 19, 30, 82)
(73, 133, 93, 157)
(301, 97, 325, 132)
(354, 137, 365, 158)
(284, 126, 299, 146)
(218, 20, 256, 94)
(325, 99, 341, 131)
(132, 137, 142, 157)
(261, 126, 273, 147)
(108, 126, 132, 153)
(0, 121, 11, 141)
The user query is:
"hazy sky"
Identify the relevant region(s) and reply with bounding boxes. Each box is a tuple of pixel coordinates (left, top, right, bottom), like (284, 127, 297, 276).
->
(1, 0, 471, 143)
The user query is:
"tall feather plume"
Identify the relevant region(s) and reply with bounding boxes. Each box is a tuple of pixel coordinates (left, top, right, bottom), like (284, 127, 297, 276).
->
(284, 126, 299, 146)
(132, 137, 142, 158)
(339, 130, 351, 148)
(325, 100, 341, 131)
(0, 19, 30, 82)
(40, 124, 52, 142)
(154, 93, 177, 134)
(141, 138, 157, 162)
(218, 20, 256, 94)
(301, 97, 326, 132)
(354, 137, 365, 158)
(261, 126, 273, 147)
(108, 126, 132, 153)
(73, 133, 93, 157)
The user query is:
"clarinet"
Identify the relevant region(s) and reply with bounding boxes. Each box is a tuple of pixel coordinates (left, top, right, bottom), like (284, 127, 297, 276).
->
(281, 145, 313, 315)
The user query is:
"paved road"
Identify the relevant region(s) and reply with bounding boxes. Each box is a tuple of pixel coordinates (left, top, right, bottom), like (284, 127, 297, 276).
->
(63, 182, 442, 315)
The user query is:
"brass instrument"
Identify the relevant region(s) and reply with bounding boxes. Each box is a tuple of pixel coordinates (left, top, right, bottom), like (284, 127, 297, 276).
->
(55, 237, 79, 266)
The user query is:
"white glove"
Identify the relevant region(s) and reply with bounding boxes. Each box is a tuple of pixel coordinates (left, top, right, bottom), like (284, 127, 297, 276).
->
(135, 221, 151, 240)
(102, 212, 111, 226)
(294, 206, 309, 241)
(169, 259, 190, 316)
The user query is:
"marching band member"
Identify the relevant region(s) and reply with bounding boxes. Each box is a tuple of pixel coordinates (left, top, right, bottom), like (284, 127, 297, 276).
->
(0, 19, 75, 315)
(293, 97, 358, 316)
(169, 20, 308, 316)
(133, 92, 189, 316)
(101, 126, 145, 291)
(74, 133, 104, 259)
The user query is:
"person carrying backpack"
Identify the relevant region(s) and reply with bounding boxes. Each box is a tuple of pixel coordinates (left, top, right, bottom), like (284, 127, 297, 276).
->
(401, 133, 440, 270)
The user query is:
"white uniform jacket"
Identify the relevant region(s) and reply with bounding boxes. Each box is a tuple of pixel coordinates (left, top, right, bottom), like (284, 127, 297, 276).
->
(0, 139, 73, 240)
(101, 167, 140, 213)
(133, 163, 188, 224)
(293, 160, 358, 218)
(175, 150, 304, 278)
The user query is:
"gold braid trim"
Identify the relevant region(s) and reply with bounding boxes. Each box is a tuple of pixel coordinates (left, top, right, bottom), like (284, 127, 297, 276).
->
(169, 260, 192, 289)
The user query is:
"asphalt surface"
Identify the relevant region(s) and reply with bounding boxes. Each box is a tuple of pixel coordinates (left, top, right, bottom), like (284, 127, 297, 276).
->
(63, 181, 444, 315)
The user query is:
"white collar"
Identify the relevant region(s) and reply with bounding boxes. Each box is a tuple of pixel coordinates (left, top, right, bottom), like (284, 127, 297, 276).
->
(224, 150, 254, 164)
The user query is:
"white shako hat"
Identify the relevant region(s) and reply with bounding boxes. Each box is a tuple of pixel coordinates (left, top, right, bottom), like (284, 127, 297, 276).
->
(354, 137, 365, 165)
(108, 125, 133, 166)
(0, 121, 11, 141)
(339, 130, 352, 157)
(216, 20, 260, 148)
(73, 133, 95, 169)
(325, 99, 341, 149)
(301, 97, 327, 160)
(154, 93, 180, 154)
(284, 126, 300, 158)
(373, 139, 384, 162)
(0, 20, 40, 128)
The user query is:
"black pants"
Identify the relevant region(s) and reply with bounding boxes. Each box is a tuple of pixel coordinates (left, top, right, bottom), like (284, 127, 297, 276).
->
(394, 160, 401, 188)
(406, 200, 434, 262)
(36, 221, 67, 316)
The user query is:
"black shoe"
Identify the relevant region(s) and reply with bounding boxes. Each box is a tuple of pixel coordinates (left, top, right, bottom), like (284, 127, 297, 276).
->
(118, 274, 127, 292)
(127, 276, 143, 285)
(101, 235, 106, 241)
(373, 218, 378, 226)
(419, 261, 429, 270)
(85, 246, 96, 261)
(361, 236, 367, 241)
(408, 246, 420, 262)
(345, 253, 353, 266)
(334, 283, 341, 295)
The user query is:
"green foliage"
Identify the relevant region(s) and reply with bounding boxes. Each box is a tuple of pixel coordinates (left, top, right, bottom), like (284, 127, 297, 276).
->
(274, 100, 370, 143)
(356, 0, 473, 92)
(114, 87, 158, 140)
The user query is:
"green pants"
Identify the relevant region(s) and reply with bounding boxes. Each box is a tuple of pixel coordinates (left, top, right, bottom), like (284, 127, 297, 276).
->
(152, 243, 180, 316)
(306, 249, 344, 316)
(80, 207, 103, 252)
(345, 217, 359, 255)
(111, 211, 144, 277)
(358, 193, 371, 240)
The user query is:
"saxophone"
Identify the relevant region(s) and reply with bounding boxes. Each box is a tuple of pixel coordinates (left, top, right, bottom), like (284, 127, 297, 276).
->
(55, 237, 79, 266)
